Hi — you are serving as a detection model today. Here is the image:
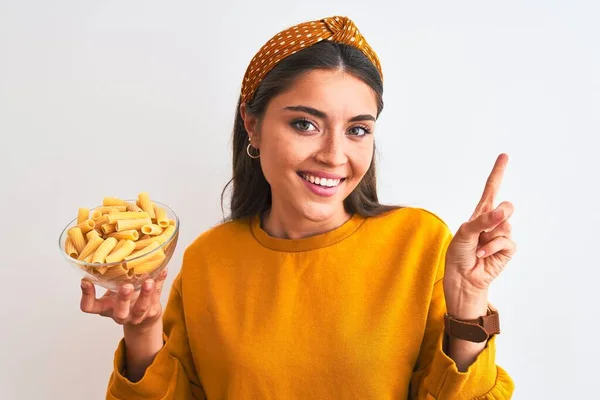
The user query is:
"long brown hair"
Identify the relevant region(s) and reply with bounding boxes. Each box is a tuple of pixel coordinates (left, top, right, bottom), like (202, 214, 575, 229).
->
(221, 41, 400, 221)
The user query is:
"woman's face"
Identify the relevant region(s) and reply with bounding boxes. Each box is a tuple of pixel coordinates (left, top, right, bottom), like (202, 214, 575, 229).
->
(244, 69, 378, 223)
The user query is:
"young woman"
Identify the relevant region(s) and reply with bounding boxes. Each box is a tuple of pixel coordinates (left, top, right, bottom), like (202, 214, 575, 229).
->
(80, 16, 516, 399)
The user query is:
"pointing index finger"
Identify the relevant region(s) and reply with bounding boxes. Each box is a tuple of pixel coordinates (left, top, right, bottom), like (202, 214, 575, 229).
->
(475, 153, 509, 214)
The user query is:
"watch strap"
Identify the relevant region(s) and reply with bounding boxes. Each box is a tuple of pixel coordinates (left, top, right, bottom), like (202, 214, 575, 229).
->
(444, 304, 500, 343)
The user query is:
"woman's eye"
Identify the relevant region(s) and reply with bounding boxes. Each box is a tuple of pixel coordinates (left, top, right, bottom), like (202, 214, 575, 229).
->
(348, 126, 371, 136)
(292, 119, 317, 132)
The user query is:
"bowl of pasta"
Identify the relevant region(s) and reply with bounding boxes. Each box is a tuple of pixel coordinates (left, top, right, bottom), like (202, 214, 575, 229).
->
(58, 193, 179, 292)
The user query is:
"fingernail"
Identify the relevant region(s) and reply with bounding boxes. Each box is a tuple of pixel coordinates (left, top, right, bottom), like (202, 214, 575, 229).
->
(493, 209, 503, 219)
(476, 249, 486, 258)
(120, 286, 132, 295)
(81, 280, 88, 289)
(144, 280, 153, 291)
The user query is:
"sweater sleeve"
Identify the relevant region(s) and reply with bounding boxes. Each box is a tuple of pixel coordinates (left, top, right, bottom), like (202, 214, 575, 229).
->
(106, 275, 206, 400)
(409, 220, 514, 400)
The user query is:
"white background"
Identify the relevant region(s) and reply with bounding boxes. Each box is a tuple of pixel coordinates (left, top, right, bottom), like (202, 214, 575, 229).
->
(1, 1, 598, 399)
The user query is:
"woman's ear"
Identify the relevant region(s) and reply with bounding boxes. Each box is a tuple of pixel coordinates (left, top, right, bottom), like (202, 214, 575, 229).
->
(240, 103, 260, 147)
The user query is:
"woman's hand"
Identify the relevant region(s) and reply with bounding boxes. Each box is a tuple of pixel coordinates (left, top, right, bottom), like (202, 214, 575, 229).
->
(444, 154, 517, 316)
(79, 268, 169, 329)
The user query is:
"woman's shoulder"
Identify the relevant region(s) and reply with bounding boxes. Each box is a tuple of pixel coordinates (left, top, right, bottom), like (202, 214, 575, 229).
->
(365, 205, 452, 240)
(183, 216, 253, 257)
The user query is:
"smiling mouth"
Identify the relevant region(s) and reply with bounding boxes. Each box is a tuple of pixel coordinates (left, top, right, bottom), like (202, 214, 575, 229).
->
(297, 172, 346, 188)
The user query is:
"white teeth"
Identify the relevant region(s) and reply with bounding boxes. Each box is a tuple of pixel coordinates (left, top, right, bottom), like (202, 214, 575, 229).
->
(301, 173, 342, 188)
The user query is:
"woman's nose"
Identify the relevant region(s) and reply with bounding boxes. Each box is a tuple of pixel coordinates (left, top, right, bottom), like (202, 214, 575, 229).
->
(315, 132, 347, 167)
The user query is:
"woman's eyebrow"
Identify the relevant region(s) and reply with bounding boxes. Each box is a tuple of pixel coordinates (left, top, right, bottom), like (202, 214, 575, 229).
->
(283, 105, 375, 122)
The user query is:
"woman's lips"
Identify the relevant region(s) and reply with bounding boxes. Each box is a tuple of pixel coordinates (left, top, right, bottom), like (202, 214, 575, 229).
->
(297, 173, 344, 197)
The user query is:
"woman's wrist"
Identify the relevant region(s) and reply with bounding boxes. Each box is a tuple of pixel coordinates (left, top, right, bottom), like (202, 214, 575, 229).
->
(123, 319, 164, 382)
(443, 274, 489, 319)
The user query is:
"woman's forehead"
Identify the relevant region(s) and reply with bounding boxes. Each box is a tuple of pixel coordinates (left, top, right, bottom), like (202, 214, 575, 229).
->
(270, 70, 378, 115)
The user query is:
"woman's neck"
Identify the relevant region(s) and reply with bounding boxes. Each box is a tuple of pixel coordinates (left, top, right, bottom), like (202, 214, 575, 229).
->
(260, 204, 352, 240)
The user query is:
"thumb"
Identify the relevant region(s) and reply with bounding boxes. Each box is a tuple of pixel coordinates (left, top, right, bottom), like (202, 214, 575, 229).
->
(459, 208, 504, 239)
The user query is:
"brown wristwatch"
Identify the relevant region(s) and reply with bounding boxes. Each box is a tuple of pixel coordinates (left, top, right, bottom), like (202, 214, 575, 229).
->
(444, 304, 501, 343)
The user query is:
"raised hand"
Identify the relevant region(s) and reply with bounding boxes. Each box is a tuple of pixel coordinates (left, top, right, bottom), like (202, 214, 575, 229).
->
(445, 154, 517, 294)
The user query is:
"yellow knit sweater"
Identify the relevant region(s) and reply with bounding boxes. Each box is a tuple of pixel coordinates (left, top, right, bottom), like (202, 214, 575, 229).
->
(106, 207, 514, 399)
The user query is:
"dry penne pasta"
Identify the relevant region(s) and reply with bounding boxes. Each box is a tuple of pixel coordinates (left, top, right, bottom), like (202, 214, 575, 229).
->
(90, 209, 103, 220)
(65, 237, 78, 258)
(116, 218, 152, 232)
(77, 236, 104, 261)
(103, 197, 129, 207)
(94, 205, 127, 214)
(109, 239, 127, 255)
(101, 223, 116, 235)
(126, 202, 143, 212)
(74, 219, 95, 235)
(107, 212, 150, 224)
(138, 192, 156, 219)
(125, 241, 161, 261)
(77, 208, 89, 224)
(133, 236, 164, 250)
(63, 192, 175, 286)
(133, 253, 166, 274)
(155, 206, 168, 228)
(93, 215, 109, 227)
(141, 224, 163, 236)
(126, 247, 165, 269)
(161, 225, 176, 240)
(108, 229, 139, 241)
(103, 264, 129, 278)
(92, 237, 118, 263)
(105, 240, 136, 263)
(67, 227, 87, 254)
(86, 229, 100, 241)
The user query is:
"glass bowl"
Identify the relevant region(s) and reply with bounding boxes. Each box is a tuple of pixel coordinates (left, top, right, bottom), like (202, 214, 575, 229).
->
(58, 200, 179, 292)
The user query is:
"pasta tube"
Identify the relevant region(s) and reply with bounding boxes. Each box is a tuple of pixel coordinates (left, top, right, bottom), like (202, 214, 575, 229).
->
(103, 265, 128, 278)
(154, 205, 169, 228)
(74, 219, 95, 235)
(103, 197, 129, 207)
(86, 229, 100, 241)
(125, 241, 161, 261)
(101, 223, 116, 235)
(109, 239, 127, 254)
(90, 210, 103, 220)
(106, 211, 150, 224)
(94, 205, 126, 214)
(116, 217, 151, 232)
(133, 253, 166, 274)
(78, 236, 104, 261)
(92, 237, 118, 263)
(126, 247, 165, 269)
(126, 202, 142, 212)
(137, 192, 156, 219)
(108, 229, 139, 241)
(65, 237, 78, 259)
(141, 224, 163, 236)
(67, 227, 86, 253)
(105, 240, 136, 263)
(77, 208, 89, 224)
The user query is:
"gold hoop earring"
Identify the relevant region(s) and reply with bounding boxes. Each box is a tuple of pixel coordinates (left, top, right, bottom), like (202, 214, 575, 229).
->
(246, 143, 260, 159)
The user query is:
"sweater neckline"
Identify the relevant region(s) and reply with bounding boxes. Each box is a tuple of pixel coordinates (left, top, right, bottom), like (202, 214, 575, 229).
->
(250, 212, 366, 252)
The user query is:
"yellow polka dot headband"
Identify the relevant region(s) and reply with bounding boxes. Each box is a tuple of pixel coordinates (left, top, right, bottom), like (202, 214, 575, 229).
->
(240, 16, 383, 103)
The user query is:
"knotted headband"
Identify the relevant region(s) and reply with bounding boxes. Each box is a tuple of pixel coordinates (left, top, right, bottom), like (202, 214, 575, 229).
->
(240, 16, 383, 103)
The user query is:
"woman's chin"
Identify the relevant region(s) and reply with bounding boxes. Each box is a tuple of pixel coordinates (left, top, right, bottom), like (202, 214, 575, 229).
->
(298, 201, 346, 223)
